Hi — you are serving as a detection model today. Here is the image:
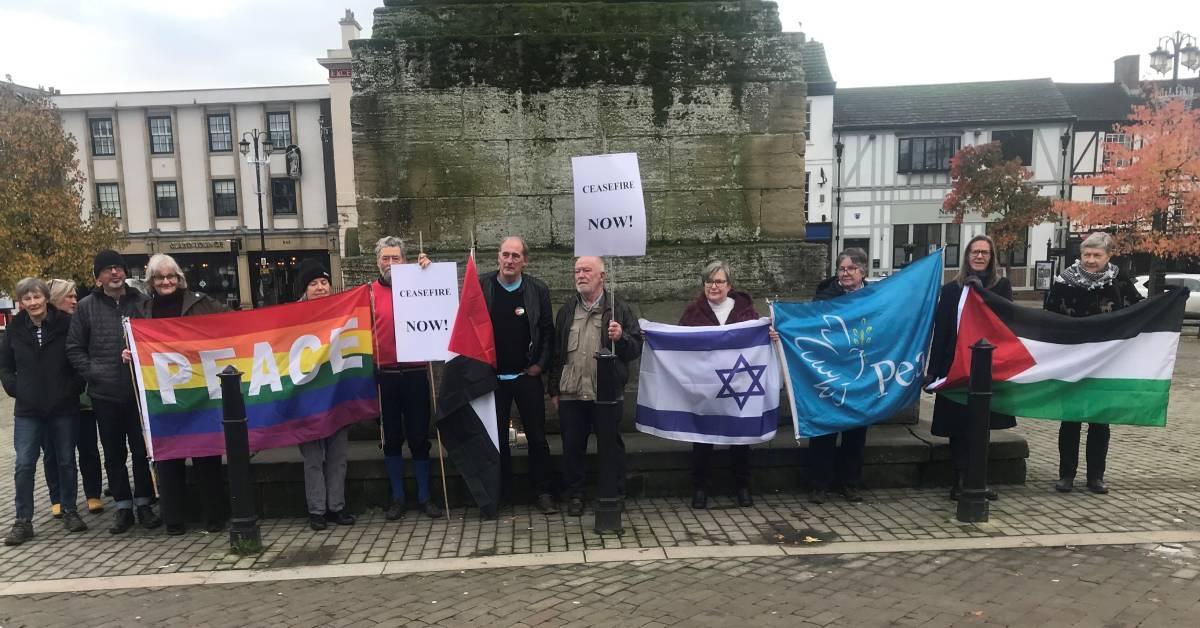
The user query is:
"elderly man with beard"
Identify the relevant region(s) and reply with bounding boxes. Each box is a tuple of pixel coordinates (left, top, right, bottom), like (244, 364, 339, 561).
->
(548, 256, 643, 517)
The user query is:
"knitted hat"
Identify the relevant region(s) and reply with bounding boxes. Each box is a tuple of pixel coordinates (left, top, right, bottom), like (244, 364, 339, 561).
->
(297, 258, 331, 293)
(93, 249, 127, 278)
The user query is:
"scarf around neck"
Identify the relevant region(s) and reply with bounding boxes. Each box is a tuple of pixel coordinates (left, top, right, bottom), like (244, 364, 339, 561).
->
(1058, 260, 1118, 290)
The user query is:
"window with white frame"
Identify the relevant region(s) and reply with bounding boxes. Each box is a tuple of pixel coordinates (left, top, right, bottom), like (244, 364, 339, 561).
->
(208, 114, 232, 152)
(212, 180, 237, 217)
(155, 181, 179, 219)
(90, 118, 115, 156)
(1102, 132, 1133, 170)
(95, 183, 121, 217)
(267, 112, 292, 147)
(148, 116, 173, 154)
(804, 100, 812, 138)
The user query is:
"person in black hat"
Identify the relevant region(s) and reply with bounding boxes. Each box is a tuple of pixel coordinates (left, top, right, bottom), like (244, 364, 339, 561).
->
(66, 250, 161, 534)
(294, 259, 354, 530)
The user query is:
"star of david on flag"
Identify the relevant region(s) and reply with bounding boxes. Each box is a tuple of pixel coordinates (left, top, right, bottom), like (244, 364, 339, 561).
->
(636, 318, 780, 445)
(715, 355, 768, 410)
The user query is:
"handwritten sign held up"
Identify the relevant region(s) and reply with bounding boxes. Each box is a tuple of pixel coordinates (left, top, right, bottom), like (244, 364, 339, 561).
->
(391, 262, 459, 362)
(572, 152, 647, 257)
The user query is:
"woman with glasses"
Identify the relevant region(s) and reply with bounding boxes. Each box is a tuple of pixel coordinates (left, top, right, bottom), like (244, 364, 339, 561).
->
(130, 254, 229, 535)
(1044, 231, 1141, 495)
(927, 234, 1015, 501)
(678, 261, 768, 509)
(807, 248, 871, 504)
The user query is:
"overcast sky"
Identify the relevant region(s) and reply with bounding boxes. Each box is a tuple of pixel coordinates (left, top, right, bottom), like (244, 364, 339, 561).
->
(1, 0, 1196, 94)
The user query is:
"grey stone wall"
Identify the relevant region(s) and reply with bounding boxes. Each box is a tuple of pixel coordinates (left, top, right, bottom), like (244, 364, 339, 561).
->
(349, 0, 826, 303)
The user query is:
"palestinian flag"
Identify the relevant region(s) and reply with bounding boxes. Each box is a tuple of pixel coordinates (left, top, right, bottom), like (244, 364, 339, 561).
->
(435, 252, 501, 514)
(930, 286, 1188, 426)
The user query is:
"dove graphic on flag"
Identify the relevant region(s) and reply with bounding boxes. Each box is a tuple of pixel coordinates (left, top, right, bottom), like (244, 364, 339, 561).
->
(773, 251, 943, 439)
(635, 318, 780, 445)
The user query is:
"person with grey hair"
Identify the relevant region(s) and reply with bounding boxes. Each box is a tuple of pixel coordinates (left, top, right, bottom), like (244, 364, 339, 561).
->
(807, 248, 871, 504)
(2, 278, 88, 545)
(370, 236, 443, 520)
(131, 253, 229, 535)
(39, 279, 105, 518)
(677, 260, 765, 509)
(1044, 231, 1142, 495)
(68, 249, 159, 533)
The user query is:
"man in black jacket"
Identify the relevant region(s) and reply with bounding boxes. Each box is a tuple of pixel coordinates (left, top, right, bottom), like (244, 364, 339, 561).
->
(480, 237, 556, 513)
(548, 256, 643, 517)
(66, 250, 161, 534)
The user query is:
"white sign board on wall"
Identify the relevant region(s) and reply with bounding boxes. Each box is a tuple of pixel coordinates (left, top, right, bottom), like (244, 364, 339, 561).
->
(391, 262, 459, 362)
(572, 152, 648, 257)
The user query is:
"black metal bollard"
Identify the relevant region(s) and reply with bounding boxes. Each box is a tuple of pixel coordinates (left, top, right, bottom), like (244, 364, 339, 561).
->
(219, 365, 262, 550)
(593, 350, 624, 535)
(957, 339, 994, 523)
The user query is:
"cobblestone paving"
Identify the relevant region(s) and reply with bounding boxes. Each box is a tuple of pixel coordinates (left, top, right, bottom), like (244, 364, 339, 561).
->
(2, 542, 1199, 627)
(0, 340, 1196, 582)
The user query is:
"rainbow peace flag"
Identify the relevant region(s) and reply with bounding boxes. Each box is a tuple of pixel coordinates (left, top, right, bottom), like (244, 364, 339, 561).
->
(125, 286, 378, 461)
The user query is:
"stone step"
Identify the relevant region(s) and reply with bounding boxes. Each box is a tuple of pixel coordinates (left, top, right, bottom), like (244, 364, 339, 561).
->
(183, 419, 1026, 519)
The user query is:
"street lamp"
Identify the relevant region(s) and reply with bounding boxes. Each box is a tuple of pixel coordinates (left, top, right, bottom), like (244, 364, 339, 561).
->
(832, 138, 845, 274)
(239, 130, 274, 306)
(1145, 31, 1198, 295)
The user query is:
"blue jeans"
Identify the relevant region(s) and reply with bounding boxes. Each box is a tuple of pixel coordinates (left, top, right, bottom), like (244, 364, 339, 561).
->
(14, 415, 79, 521)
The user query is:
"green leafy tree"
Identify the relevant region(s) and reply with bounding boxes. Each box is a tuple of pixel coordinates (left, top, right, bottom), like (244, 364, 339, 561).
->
(0, 83, 121, 293)
(942, 142, 1056, 266)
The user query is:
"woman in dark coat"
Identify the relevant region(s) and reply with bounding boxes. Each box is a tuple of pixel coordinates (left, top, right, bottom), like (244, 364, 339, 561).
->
(1, 278, 89, 546)
(808, 248, 871, 504)
(928, 234, 1015, 501)
(130, 254, 229, 535)
(1044, 231, 1142, 495)
(679, 261, 763, 509)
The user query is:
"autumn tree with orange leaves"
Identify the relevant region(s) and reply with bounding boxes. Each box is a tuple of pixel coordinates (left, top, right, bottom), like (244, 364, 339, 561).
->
(0, 83, 121, 293)
(942, 142, 1057, 266)
(1054, 99, 1200, 260)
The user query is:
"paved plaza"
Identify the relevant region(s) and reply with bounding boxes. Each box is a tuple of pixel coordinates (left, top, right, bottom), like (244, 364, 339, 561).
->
(0, 338, 1197, 625)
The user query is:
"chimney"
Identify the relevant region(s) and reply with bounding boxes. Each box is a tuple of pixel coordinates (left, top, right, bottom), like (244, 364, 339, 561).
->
(1114, 55, 1140, 94)
(339, 9, 362, 50)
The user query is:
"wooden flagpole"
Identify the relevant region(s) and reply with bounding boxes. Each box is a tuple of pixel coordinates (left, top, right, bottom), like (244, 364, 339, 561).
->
(368, 283, 386, 450)
(420, 232, 452, 511)
(123, 320, 159, 496)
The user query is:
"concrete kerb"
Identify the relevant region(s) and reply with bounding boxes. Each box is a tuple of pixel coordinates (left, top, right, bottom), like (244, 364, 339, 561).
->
(4, 530, 1199, 596)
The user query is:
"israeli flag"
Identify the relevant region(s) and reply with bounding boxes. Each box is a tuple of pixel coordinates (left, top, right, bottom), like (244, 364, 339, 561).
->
(635, 318, 780, 445)
(772, 251, 943, 439)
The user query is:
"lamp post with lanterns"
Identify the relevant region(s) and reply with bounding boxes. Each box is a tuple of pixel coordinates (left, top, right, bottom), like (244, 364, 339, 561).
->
(239, 130, 273, 307)
(1146, 31, 1199, 295)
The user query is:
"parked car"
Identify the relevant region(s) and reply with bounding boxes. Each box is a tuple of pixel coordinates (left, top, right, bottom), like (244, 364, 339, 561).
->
(1133, 274, 1200, 314)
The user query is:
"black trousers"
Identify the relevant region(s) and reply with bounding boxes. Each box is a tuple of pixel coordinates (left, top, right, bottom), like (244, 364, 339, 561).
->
(41, 409, 104, 503)
(92, 397, 155, 509)
(495, 374, 551, 497)
(156, 456, 225, 527)
(691, 444, 750, 492)
(379, 369, 432, 460)
(808, 427, 868, 490)
(559, 400, 625, 499)
(1058, 422, 1110, 481)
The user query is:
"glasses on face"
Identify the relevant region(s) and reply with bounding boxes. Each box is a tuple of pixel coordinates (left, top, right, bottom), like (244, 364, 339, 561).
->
(100, 265, 123, 275)
(837, 266, 861, 275)
(152, 274, 179, 283)
(969, 250, 992, 258)
(704, 279, 728, 286)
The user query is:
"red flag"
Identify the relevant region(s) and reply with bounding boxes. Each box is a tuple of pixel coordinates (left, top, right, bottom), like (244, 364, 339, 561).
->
(937, 287, 1036, 389)
(447, 252, 497, 368)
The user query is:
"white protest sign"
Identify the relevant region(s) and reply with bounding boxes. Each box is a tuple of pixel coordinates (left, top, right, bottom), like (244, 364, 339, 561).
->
(391, 262, 459, 362)
(572, 152, 647, 257)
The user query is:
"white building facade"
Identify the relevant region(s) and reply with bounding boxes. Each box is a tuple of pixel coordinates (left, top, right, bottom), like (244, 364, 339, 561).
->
(832, 78, 1075, 287)
(54, 84, 341, 307)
